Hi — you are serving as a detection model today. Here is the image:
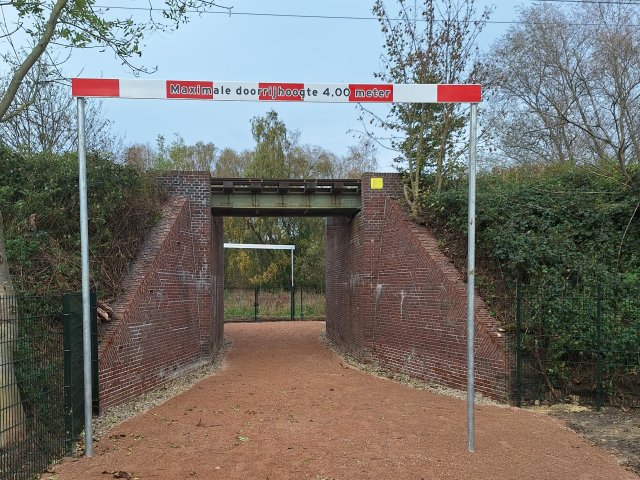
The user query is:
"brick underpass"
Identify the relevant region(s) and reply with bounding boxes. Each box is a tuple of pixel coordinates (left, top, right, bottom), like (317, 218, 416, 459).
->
(97, 171, 508, 410)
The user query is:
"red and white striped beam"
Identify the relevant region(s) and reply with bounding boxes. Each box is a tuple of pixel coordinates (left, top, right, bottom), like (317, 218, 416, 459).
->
(71, 78, 481, 103)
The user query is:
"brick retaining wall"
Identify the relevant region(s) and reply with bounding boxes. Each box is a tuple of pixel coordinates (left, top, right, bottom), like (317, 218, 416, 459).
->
(99, 169, 508, 408)
(326, 173, 509, 400)
(98, 172, 221, 409)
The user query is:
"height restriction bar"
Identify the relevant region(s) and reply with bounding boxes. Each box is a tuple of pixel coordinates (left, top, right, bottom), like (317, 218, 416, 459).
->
(71, 78, 481, 103)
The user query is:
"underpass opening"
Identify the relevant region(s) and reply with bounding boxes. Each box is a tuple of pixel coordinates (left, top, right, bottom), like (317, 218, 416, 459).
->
(223, 242, 297, 323)
(214, 177, 362, 325)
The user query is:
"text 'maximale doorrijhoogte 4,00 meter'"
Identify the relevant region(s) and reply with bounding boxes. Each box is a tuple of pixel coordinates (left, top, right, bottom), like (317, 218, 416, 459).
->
(71, 78, 481, 103)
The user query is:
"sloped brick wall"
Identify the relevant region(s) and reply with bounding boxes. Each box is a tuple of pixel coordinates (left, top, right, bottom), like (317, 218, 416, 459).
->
(99, 172, 222, 409)
(326, 173, 509, 400)
(158, 172, 217, 354)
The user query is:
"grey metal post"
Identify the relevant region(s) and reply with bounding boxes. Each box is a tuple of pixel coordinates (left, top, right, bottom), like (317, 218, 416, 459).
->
(77, 97, 94, 457)
(254, 286, 259, 322)
(467, 102, 478, 453)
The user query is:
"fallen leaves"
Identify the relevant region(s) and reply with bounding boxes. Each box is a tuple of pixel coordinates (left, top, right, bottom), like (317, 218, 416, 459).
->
(101, 470, 138, 480)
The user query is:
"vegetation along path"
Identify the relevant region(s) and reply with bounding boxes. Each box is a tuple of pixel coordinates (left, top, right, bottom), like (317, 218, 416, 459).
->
(47, 322, 636, 480)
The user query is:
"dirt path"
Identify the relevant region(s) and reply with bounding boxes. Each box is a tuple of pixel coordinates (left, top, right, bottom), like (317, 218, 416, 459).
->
(47, 322, 637, 480)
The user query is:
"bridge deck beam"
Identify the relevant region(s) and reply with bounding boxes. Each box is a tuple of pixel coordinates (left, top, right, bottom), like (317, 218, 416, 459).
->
(211, 178, 362, 217)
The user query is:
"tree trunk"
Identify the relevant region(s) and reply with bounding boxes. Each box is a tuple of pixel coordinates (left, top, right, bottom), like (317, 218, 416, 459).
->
(0, 210, 26, 449)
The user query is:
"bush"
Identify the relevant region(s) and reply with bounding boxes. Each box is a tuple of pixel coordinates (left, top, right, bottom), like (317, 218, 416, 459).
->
(420, 162, 640, 404)
(0, 146, 166, 298)
(422, 162, 640, 285)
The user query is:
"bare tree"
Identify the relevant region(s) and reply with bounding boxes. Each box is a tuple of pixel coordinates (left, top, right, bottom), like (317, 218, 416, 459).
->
(333, 138, 379, 178)
(124, 143, 157, 170)
(362, 0, 490, 215)
(0, 60, 119, 154)
(486, 3, 640, 177)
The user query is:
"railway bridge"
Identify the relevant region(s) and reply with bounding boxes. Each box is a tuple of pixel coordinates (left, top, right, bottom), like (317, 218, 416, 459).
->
(97, 172, 509, 410)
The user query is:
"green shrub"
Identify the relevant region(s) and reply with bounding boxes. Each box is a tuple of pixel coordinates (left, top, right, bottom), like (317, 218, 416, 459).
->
(420, 162, 640, 403)
(0, 146, 165, 298)
(422, 162, 640, 284)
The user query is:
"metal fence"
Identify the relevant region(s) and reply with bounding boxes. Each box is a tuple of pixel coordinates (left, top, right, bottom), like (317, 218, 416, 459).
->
(63, 292, 99, 452)
(513, 281, 640, 409)
(224, 286, 326, 322)
(0, 293, 97, 480)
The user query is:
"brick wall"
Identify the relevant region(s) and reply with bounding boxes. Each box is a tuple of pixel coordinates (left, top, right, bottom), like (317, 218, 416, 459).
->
(99, 172, 222, 409)
(326, 173, 509, 400)
(158, 172, 216, 354)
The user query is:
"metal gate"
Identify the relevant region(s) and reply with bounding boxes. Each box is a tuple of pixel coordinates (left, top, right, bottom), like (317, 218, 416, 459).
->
(224, 286, 325, 322)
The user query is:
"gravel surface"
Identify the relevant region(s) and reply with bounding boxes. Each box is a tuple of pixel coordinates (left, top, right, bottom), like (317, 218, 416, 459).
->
(542, 405, 640, 475)
(321, 332, 505, 408)
(45, 322, 637, 480)
(92, 338, 230, 443)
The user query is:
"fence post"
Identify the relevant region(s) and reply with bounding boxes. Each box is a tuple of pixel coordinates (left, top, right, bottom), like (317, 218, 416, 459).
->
(515, 281, 523, 408)
(595, 285, 603, 412)
(90, 292, 99, 415)
(254, 287, 259, 322)
(300, 287, 303, 320)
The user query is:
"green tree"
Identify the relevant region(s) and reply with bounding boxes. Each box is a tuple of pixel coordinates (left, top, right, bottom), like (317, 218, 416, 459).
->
(246, 111, 292, 178)
(223, 111, 334, 289)
(364, 0, 490, 215)
(124, 134, 217, 171)
(155, 134, 217, 171)
(214, 147, 253, 177)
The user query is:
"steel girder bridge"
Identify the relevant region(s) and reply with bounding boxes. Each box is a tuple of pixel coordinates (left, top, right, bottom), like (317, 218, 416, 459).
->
(210, 178, 361, 217)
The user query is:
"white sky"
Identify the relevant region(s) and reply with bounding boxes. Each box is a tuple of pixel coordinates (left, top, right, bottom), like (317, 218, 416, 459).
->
(60, 0, 528, 171)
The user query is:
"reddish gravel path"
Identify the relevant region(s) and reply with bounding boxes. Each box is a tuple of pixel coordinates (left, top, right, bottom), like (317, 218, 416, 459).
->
(47, 322, 636, 480)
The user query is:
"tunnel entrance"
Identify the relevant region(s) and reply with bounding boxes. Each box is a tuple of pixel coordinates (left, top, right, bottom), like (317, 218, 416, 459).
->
(213, 177, 364, 324)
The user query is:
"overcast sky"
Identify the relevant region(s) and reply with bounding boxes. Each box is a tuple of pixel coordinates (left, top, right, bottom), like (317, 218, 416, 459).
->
(61, 0, 528, 170)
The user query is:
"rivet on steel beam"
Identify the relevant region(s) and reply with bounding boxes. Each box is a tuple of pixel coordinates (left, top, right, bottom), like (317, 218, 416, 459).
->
(278, 181, 289, 193)
(305, 180, 317, 194)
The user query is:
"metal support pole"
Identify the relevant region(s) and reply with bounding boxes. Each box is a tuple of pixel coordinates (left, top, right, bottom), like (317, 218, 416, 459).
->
(467, 103, 478, 453)
(77, 97, 93, 457)
(254, 287, 259, 322)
